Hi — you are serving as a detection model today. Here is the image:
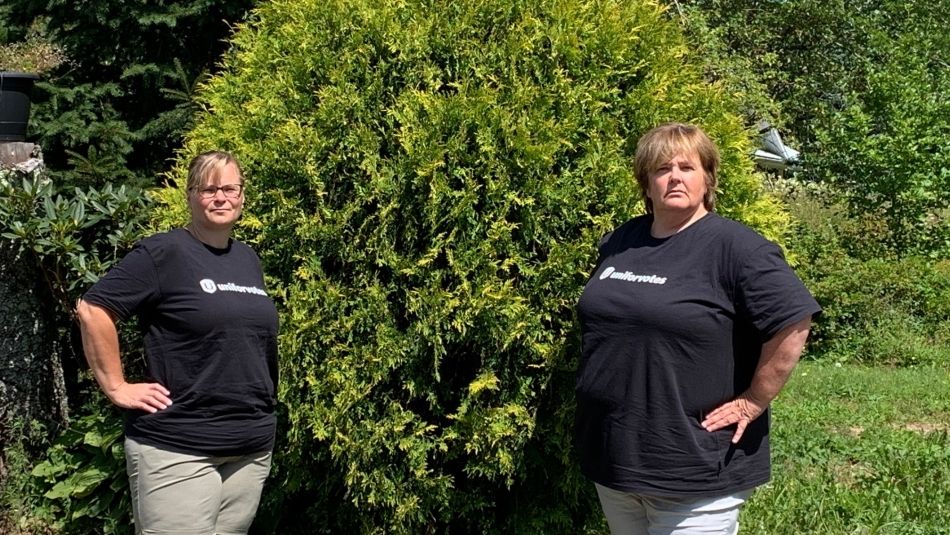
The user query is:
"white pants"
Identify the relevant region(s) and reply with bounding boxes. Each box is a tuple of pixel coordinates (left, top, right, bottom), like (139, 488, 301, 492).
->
(595, 483, 753, 535)
(125, 438, 272, 535)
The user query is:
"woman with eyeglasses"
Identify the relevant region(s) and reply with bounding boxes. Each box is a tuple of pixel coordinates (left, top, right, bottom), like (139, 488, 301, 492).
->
(76, 151, 277, 535)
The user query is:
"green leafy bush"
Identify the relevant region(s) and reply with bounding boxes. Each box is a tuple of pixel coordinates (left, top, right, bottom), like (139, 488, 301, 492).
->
(780, 183, 950, 366)
(0, 167, 148, 533)
(678, 0, 950, 257)
(152, 0, 790, 532)
(807, 256, 950, 366)
(809, 15, 950, 254)
(0, 411, 129, 535)
(0, 419, 55, 535)
(28, 411, 131, 535)
(0, 167, 149, 314)
(3, 1, 256, 188)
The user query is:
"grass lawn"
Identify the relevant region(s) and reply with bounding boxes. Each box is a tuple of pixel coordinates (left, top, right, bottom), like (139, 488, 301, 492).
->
(741, 360, 950, 534)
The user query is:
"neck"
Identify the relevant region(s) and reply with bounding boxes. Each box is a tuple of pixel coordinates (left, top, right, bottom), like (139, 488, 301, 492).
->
(650, 208, 708, 238)
(185, 222, 231, 249)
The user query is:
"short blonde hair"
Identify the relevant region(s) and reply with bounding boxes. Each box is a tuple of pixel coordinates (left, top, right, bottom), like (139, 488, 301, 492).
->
(186, 151, 244, 192)
(633, 123, 719, 213)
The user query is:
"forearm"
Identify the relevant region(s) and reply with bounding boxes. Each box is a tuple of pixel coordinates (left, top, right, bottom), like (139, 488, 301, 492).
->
(76, 299, 126, 396)
(743, 316, 812, 406)
(702, 315, 813, 442)
(76, 299, 172, 412)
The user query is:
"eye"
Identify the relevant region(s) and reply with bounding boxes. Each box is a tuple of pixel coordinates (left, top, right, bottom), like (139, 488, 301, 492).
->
(200, 187, 217, 196)
(222, 185, 241, 195)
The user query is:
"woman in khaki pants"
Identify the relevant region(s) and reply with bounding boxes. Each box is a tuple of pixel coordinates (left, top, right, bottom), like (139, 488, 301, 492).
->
(77, 151, 278, 534)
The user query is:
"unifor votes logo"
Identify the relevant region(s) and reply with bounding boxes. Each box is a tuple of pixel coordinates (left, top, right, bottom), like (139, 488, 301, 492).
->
(199, 278, 267, 296)
(598, 266, 667, 285)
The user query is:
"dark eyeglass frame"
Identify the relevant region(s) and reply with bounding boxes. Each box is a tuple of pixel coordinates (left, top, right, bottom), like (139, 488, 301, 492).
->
(191, 183, 244, 199)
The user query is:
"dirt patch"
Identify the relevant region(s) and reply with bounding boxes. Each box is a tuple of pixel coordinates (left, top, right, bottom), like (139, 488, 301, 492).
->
(902, 422, 950, 434)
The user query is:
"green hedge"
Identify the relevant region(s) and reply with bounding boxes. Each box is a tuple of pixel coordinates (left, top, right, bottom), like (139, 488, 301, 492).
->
(152, 0, 788, 532)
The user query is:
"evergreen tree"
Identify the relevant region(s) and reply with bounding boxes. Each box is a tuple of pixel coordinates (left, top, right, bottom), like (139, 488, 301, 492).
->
(3, 0, 257, 187)
(153, 0, 789, 532)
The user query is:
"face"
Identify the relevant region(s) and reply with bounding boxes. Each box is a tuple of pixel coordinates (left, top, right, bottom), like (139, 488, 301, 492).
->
(646, 152, 708, 219)
(188, 162, 244, 231)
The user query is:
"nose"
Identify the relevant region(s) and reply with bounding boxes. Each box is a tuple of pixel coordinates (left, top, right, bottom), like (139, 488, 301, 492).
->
(668, 164, 684, 182)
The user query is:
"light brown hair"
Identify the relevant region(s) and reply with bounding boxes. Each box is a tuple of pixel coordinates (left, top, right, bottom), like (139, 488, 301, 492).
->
(633, 123, 719, 213)
(186, 151, 244, 192)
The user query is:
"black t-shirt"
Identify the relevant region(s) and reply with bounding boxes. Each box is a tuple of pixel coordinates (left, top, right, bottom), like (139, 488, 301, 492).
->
(575, 213, 821, 497)
(83, 228, 278, 456)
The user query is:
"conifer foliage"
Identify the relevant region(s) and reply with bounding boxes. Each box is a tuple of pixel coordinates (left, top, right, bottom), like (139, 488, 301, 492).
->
(156, 0, 786, 531)
(2, 0, 255, 187)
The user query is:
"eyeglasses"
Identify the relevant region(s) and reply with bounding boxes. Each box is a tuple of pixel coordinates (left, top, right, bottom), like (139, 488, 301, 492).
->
(192, 184, 244, 199)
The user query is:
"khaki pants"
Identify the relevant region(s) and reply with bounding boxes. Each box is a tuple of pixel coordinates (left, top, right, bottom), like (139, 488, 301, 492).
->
(595, 483, 752, 535)
(124, 438, 272, 535)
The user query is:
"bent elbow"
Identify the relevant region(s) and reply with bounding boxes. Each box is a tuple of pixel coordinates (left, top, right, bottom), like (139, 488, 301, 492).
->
(76, 299, 114, 326)
(75, 299, 90, 324)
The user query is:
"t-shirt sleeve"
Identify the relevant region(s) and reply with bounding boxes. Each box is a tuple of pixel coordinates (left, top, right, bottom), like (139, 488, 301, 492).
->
(735, 242, 822, 340)
(82, 243, 161, 320)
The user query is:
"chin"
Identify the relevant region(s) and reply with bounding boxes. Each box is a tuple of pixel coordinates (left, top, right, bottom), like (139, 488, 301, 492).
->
(200, 218, 238, 229)
(660, 203, 691, 212)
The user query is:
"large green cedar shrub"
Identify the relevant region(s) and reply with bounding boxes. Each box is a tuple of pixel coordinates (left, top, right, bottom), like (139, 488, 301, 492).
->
(152, 0, 788, 532)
